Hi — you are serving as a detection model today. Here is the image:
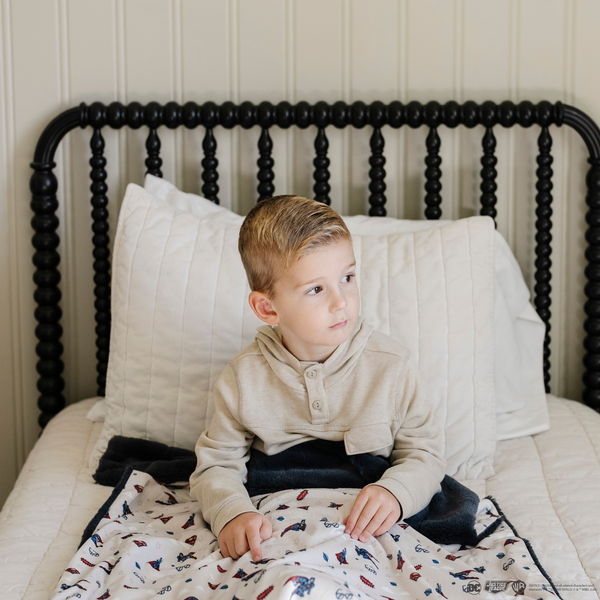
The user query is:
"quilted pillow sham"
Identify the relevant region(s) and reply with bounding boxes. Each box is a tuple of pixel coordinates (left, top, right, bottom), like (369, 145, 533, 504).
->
(91, 182, 496, 479)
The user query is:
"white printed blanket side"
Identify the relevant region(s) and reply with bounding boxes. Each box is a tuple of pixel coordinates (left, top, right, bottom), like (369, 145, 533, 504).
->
(52, 471, 558, 600)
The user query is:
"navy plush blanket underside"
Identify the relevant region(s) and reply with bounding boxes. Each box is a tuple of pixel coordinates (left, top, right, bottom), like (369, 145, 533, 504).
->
(93, 435, 499, 547)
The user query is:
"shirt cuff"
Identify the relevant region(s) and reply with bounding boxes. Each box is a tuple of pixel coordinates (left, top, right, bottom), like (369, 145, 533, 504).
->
(212, 496, 262, 538)
(366, 478, 414, 521)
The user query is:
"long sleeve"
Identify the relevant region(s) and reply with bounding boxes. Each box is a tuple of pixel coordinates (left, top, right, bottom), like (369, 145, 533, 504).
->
(368, 354, 446, 520)
(189, 365, 260, 537)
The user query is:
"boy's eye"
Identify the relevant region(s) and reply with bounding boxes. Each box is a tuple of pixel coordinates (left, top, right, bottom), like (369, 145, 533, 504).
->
(342, 273, 356, 283)
(306, 286, 322, 295)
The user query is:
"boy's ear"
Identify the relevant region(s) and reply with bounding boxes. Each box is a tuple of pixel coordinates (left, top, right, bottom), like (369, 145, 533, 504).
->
(248, 291, 280, 325)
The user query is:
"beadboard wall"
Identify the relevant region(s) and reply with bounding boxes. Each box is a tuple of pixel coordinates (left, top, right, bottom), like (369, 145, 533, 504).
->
(1, 0, 599, 508)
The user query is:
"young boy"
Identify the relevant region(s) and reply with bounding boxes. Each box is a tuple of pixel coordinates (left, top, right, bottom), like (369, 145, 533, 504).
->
(189, 195, 446, 563)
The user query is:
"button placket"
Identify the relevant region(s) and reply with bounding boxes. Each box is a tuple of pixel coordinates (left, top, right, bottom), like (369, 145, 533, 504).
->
(304, 366, 328, 424)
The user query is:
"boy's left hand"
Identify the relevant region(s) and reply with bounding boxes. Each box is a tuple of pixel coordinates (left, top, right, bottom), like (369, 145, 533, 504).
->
(343, 485, 401, 542)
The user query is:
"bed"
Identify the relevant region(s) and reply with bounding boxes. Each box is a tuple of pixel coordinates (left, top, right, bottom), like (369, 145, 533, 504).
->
(1, 99, 600, 600)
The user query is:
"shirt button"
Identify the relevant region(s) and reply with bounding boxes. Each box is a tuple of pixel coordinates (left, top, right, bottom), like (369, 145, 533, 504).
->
(306, 370, 316, 379)
(312, 400, 322, 410)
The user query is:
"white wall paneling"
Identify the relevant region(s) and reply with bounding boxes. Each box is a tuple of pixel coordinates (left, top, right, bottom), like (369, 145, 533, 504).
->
(405, 0, 457, 222)
(66, 0, 120, 407)
(1, 0, 599, 507)
(292, 0, 347, 215)
(3, 0, 63, 510)
(237, 0, 288, 216)
(515, 0, 568, 394)
(348, 0, 399, 217)
(0, 0, 20, 511)
(180, 0, 231, 204)
(565, 0, 599, 402)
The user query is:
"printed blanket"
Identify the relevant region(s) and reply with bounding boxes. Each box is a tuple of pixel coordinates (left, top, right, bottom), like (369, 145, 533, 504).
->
(53, 470, 559, 600)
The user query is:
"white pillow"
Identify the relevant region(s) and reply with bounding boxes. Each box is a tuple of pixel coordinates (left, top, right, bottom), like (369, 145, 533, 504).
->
(144, 175, 549, 441)
(335, 216, 549, 441)
(91, 181, 497, 479)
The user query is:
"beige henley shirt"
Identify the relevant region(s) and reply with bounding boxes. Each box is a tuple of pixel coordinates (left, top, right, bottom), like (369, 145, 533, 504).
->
(189, 317, 446, 537)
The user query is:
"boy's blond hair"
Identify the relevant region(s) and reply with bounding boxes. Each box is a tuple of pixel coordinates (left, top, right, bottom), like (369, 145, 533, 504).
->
(238, 195, 351, 299)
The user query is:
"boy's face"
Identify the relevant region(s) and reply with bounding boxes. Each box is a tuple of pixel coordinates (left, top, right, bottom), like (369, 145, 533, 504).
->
(250, 239, 360, 363)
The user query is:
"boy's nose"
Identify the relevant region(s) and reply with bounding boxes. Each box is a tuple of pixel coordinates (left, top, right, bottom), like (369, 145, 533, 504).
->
(330, 288, 348, 311)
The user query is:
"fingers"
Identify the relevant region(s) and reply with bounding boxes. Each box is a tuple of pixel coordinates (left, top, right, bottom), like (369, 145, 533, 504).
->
(344, 491, 368, 536)
(352, 502, 386, 542)
(219, 538, 230, 559)
(345, 487, 401, 542)
(372, 510, 399, 538)
(246, 526, 262, 562)
(232, 528, 250, 560)
(219, 514, 272, 562)
(260, 517, 273, 542)
(346, 496, 378, 541)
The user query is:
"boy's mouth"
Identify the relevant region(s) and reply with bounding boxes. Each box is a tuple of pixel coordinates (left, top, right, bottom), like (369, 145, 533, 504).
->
(330, 320, 348, 330)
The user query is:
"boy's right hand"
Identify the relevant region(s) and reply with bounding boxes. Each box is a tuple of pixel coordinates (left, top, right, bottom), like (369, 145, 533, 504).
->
(218, 512, 272, 561)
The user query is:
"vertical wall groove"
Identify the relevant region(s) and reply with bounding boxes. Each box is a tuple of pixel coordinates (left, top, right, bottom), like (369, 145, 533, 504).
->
(457, 0, 471, 216)
(285, 0, 294, 194)
(6, 0, 28, 472)
(399, 0, 408, 218)
(1, 0, 23, 476)
(341, 0, 351, 215)
(229, 0, 239, 212)
(116, 0, 127, 207)
(564, 0, 579, 400)
(445, 0, 458, 219)
(451, 0, 462, 218)
(566, 0, 576, 106)
(58, 0, 78, 405)
(554, 0, 574, 396)
(394, 0, 402, 219)
(506, 0, 518, 249)
(173, 0, 183, 189)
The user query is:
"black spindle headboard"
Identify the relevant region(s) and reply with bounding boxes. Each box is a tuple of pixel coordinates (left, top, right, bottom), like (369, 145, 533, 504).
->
(30, 100, 600, 427)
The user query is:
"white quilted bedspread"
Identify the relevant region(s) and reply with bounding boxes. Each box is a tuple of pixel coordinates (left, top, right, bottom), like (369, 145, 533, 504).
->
(0, 396, 598, 600)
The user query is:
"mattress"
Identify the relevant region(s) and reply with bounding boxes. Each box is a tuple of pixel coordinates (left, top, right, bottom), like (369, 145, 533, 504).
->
(0, 396, 598, 600)
(0, 399, 111, 600)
